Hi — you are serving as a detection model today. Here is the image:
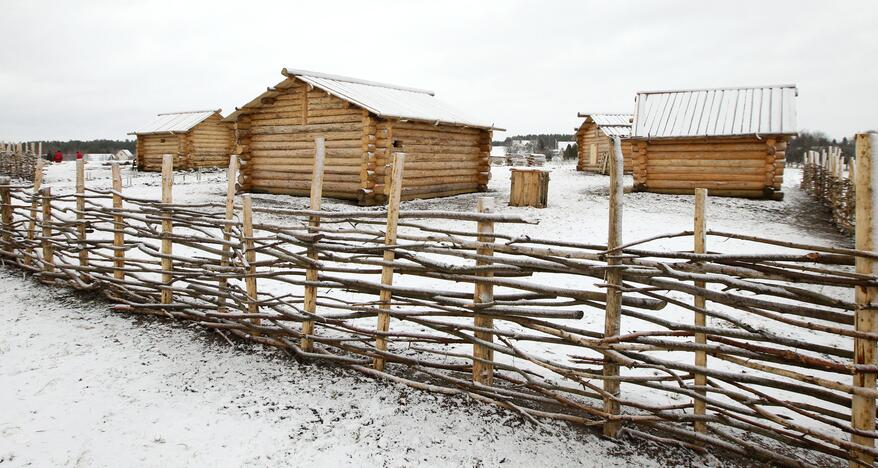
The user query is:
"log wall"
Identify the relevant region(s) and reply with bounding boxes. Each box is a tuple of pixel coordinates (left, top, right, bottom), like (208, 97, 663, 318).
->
(631, 136, 787, 199)
(575, 122, 632, 174)
(238, 77, 491, 205)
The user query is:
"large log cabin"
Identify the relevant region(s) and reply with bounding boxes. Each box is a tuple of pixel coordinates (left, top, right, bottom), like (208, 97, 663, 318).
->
(223, 68, 500, 205)
(130, 110, 233, 171)
(629, 85, 798, 200)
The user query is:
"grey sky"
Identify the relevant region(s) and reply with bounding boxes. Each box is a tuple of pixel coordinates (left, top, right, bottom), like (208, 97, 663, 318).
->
(1, 0, 875, 142)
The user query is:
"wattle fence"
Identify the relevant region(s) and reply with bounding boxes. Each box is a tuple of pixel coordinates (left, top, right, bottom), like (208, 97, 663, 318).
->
(1, 134, 878, 466)
(801, 146, 856, 234)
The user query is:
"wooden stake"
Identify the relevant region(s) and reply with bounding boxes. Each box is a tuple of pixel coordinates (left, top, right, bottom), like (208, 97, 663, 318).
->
(41, 187, 54, 282)
(693, 187, 708, 435)
(852, 132, 878, 467)
(25, 158, 44, 265)
(217, 155, 238, 312)
(160, 154, 174, 305)
(374, 152, 405, 371)
(111, 163, 125, 280)
(473, 196, 495, 385)
(242, 194, 259, 326)
(0, 176, 12, 255)
(75, 158, 89, 274)
(603, 136, 624, 437)
(302, 137, 326, 352)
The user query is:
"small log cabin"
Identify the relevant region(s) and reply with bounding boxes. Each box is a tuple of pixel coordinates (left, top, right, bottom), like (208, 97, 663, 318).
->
(130, 110, 234, 171)
(575, 114, 633, 174)
(630, 85, 798, 200)
(224, 68, 500, 205)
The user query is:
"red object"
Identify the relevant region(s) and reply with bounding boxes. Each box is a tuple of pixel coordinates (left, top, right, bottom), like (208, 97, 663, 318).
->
(76, 151, 83, 160)
(53, 151, 63, 163)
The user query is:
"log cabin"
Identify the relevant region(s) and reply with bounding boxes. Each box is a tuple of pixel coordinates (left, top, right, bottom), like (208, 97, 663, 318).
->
(223, 68, 499, 205)
(130, 110, 233, 171)
(575, 113, 633, 174)
(629, 85, 798, 200)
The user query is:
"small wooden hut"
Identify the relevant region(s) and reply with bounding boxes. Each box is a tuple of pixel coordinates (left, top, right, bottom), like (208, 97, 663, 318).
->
(629, 85, 797, 199)
(575, 113, 633, 174)
(130, 110, 233, 171)
(223, 68, 499, 205)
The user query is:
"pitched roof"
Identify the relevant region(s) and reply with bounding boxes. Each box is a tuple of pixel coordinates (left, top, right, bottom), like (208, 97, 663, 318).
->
(577, 113, 633, 137)
(631, 84, 797, 139)
(224, 68, 500, 130)
(130, 110, 220, 135)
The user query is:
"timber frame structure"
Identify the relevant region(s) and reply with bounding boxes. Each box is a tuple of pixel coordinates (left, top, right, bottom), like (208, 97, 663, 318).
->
(131, 110, 233, 171)
(224, 68, 500, 205)
(629, 85, 798, 200)
(575, 113, 633, 174)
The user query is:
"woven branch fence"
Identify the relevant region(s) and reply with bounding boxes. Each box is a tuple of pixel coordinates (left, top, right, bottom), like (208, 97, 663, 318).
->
(801, 146, 856, 234)
(0, 142, 41, 182)
(2, 134, 878, 466)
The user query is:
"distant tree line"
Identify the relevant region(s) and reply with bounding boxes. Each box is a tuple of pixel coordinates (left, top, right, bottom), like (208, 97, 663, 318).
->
(786, 131, 855, 164)
(35, 139, 135, 155)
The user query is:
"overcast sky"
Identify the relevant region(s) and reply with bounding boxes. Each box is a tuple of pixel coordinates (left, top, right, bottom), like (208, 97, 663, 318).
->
(1, 0, 875, 142)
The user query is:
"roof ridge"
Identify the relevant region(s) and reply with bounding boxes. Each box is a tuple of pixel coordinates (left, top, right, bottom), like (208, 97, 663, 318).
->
(282, 68, 435, 96)
(577, 112, 632, 117)
(636, 84, 797, 96)
(157, 109, 220, 116)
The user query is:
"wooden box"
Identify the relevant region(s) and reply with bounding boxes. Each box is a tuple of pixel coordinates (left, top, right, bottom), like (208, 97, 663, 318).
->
(509, 168, 550, 208)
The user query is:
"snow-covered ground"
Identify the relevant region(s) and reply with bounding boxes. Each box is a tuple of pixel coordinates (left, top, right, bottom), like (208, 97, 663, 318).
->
(0, 159, 848, 467)
(0, 267, 725, 467)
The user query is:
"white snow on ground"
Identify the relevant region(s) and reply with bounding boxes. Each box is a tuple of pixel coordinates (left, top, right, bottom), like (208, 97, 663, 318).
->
(0, 159, 850, 466)
(0, 267, 709, 468)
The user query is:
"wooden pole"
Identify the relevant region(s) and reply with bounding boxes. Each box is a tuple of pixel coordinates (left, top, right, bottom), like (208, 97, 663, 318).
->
(242, 194, 259, 327)
(26, 159, 45, 265)
(0, 176, 12, 256)
(374, 152, 405, 371)
(217, 154, 238, 312)
(160, 154, 174, 305)
(75, 158, 89, 275)
(41, 187, 54, 282)
(603, 136, 624, 437)
(111, 163, 125, 280)
(852, 132, 878, 466)
(302, 137, 326, 352)
(473, 196, 495, 385)
(693, 187, 708, 435)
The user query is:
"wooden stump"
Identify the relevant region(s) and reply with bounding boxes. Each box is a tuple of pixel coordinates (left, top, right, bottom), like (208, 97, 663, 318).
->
(509, 168, 549, 208)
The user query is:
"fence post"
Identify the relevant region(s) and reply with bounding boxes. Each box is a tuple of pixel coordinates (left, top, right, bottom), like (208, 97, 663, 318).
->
(25, 159, 44, 267)
(242, 194, 259, 328)
(41, 187, 54, 283)
(473, 196, 495, 385)
(0, 176, 12, 257)
(302, 137, 326, 352)
(693, 188, 708, 435)
(160, 154, 174, 305)
(374, 151, 405, 372)
(75, 159, 89, 278)
(852, 132, 878, 466)
(111, 163, 125, 281)
(603, 136, 624, 437)
(218, 154, 238, 312)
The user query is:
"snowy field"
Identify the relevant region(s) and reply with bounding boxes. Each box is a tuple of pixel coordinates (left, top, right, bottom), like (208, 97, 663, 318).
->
(0, 159, 848, 467)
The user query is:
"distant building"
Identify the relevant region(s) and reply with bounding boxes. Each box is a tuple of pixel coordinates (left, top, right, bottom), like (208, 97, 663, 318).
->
(129, 109, 233, 171)
(84, 153, 115, 162)
(115, 149, 133, 160)
(575, 113, 633, 174)
(629, 84, 797, 199)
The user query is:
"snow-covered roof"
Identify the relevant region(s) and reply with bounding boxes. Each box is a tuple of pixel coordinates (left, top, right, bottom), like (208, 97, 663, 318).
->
(225, 68, 500, 130)
(556, 140, 576, 150)
(130, 110, 220, 135)
(577, 113, 632, 138)
(631, 85, 797, 139)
